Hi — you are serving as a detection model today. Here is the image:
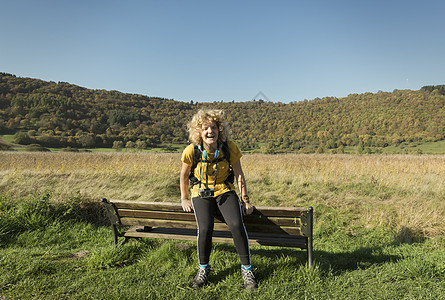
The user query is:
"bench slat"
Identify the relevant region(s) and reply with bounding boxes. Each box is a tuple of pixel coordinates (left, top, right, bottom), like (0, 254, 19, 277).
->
(244, 214, 302, 226)
(249, 208, 303, 218)
(125, 227, 308, 248)
(110, 199, 306, 217)
(112, 200, 183, 212)
(118, 209, 196, 221)
(121, 217, 303, 235)
(245, 223, 302, 236)
(121, 218, 197, 229)
(117, 209, 302, 226)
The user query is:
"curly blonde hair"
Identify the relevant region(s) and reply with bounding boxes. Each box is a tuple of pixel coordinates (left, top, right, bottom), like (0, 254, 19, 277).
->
(187, 109, 230, 145)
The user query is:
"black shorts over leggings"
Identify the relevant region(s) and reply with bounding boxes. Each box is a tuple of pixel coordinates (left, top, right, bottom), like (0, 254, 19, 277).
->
(191, 191, 251, 266)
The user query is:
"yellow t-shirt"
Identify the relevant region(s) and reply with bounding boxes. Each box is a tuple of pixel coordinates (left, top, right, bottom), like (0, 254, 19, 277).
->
(181, 140, 242, 198)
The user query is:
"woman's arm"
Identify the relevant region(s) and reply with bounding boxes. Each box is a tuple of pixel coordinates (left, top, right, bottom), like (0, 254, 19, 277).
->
(232, 159, 254, 215)
(180, 162, 193, 212)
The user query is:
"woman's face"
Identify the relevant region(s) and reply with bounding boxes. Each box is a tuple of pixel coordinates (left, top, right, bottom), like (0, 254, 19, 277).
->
(201, 121, 219, 147)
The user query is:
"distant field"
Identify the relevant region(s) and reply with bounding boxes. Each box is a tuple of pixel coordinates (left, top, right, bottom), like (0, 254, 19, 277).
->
(416, 140, 445, 153)
(1, 134, 14, 143)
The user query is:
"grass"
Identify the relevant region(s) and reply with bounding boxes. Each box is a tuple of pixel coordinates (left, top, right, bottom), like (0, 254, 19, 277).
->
(415, 140, 445, 154)
(0, 193, 444, 299)
(0, 152, 444, 299)
(0, 134, 15, 143)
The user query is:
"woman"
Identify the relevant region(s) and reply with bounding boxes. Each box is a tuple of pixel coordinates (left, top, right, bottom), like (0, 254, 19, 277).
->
(180, 109, 258, 290)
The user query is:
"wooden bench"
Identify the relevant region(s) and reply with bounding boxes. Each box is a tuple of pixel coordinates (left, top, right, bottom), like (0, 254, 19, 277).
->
(101, 198, 314, 268)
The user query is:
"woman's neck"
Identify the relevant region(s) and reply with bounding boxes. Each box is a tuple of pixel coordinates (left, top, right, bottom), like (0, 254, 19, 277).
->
(203, 141, 218, 152)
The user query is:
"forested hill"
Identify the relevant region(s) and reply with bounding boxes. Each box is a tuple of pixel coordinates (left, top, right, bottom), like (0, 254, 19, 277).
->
(1, 72, 444, 153)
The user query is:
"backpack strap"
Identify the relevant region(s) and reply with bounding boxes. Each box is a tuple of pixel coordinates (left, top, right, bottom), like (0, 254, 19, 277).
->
(189, 145, 201, 187)
(192, 144, 201, 169)
(188, 141, 234, 188)
(221, 141, 230, 164)
(221, 141, 234, 187)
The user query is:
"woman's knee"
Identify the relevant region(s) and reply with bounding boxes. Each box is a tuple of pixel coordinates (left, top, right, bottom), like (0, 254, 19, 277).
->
(197, 225, 213, 239)
(225, 217, 242, 229)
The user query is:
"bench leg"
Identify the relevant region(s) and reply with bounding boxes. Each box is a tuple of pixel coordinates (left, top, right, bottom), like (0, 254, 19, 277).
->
(111, 224, 129, 247)
(112, 224, 120, 246)
(112, 224, 144, 247)
(118, 236, 130, 247)
(307, 240, 313, 269)
(307, 206, 314, 269)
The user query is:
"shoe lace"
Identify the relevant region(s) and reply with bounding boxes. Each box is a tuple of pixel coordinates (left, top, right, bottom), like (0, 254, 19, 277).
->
(196, 267, 209, 282)
(242, 269, 256, 284)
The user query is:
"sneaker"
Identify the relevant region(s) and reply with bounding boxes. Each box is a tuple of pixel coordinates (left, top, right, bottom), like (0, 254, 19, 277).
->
(192, 265, 211, 288)
(241, 266, 258, 290)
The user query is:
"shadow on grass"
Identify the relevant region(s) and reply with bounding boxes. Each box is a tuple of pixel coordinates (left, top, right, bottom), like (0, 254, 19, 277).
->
(314, 247, 401, 274)
(209, 243, 401, 281)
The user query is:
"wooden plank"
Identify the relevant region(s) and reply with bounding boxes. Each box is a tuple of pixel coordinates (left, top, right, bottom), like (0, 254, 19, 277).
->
(250, 208, 303, 218)
(111, 200, 183, 212)
(244, 215, 301, 226)
(118, 209, 196, 221)
(246, 238, 307, 248)
(212, 222, 301, 235)
(213, 230, 306, 247)
(125, 227, 197, 241)
(245, 223, 302, 236)
(109, 199, 306, 217)
(117, 209, 301, 226)
(121, 217, 302, 236)
(121, 218, 197, 229)
(124, 226, 307, 248)
(121, 218, 231, 232)
(125, 232, 198, 242)
(120, 217, 302, 235)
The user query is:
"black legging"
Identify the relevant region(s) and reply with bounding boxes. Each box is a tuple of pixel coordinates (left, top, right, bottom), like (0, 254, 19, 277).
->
(191, 191, 251, 266)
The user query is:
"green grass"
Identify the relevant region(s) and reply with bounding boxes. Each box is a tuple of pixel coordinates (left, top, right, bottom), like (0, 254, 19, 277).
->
(0, 134, 15, 143)
(1, 193, 444, 299)
(417, 140, 445, 154)
(341, 140, 445, 154)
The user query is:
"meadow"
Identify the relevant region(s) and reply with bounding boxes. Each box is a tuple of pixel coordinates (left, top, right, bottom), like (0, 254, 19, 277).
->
(0, 152, 444, 299)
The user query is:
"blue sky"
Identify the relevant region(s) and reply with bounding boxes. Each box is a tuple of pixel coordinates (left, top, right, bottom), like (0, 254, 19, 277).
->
(1, 0, 444, 103)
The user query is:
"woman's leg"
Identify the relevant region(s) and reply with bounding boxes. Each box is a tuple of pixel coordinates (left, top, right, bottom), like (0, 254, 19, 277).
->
(216, 191, 251, 266)
(191, 197, 216, 265)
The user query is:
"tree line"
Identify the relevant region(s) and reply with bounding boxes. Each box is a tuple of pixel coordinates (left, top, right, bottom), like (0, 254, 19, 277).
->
(0, 72, 444, 153)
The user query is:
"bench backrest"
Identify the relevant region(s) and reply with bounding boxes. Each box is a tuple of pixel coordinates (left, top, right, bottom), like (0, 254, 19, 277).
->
(103, 199, 312, 238)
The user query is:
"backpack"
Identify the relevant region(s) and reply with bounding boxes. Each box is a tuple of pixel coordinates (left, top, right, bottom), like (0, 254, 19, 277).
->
(189, 141, 234, 188)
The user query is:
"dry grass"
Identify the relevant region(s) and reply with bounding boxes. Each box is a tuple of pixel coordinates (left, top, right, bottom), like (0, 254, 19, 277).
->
(0, 152, 181, 202)
(245, 154, 444, 237)
(1, 152, 444, 238)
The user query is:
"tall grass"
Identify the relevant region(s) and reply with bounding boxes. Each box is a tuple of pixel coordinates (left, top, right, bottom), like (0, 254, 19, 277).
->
(1, 152, 443, 239)
(0, 152, 444, 299)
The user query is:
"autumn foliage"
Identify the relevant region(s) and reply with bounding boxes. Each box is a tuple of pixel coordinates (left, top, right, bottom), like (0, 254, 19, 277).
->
(0, 72, 444, 152)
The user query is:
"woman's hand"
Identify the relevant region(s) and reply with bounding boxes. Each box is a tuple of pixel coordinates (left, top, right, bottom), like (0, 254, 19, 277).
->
(180, 162, 192, 212)
(242, 202, 254, 215)
(181, 199, 193, 212)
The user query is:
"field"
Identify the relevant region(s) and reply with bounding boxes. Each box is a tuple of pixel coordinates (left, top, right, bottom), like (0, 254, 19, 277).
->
(1, 152, 444, 299)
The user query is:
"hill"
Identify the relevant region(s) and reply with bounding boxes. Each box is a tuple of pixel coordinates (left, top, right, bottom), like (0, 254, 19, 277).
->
(1, 72, 444, 153)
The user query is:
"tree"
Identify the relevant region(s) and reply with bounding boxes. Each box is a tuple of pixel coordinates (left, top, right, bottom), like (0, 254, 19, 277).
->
(135, 139, 147, 151)
(357, 142, 364, 154)
(112, 140, 124, 151)
(13, 131, 32, 145)
(337, 145, 345, 154)
(125, 141, 135, 151)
